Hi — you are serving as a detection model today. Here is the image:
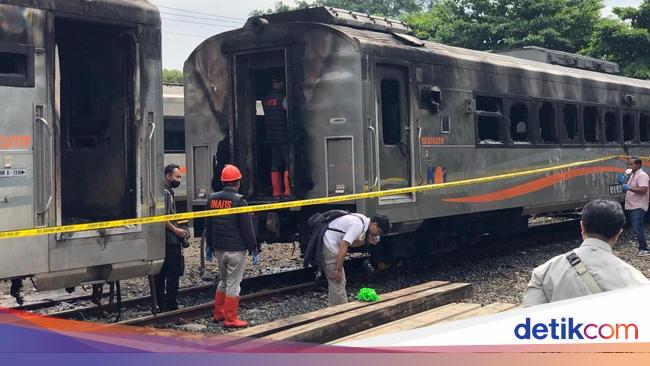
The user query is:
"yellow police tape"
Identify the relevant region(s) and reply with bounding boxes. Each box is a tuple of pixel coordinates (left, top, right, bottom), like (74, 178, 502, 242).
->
(0, 154, 626, 240)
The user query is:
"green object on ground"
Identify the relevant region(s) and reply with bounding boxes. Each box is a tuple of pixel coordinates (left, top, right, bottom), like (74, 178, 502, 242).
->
(356, 287, 380, 302)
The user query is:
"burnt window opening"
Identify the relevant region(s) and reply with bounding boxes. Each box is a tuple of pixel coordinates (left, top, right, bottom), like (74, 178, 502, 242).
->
(164, 117, 185, 153)
(509, 103, 530, 143)
(476, 96, 503, 144)
(583, 106, 601, 143)
(623, 113, 635, 143)
(0, 52, 26, 75)
(604, 111, 619, 143)
(539, 102, 557, 143)
(418, 84, 441, 112)
(381, 79, 402, 145)
(641, 113, 650, 143)
(561, 105, 578, 143)
(476, 96, 502, 112)
(0, 44, 35, 87)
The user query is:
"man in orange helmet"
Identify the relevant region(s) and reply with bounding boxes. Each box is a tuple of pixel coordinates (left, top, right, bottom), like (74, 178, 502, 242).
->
(204, 164, 259, 327)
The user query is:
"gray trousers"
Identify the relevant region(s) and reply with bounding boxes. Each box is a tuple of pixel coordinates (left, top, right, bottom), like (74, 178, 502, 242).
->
(215, 250, 246, 297)
(322, 245, 348, 306)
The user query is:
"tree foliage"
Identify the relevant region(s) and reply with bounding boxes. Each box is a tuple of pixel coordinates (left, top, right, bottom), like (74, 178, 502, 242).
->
(163, 69, 183, 84)
(251, 0, 431, 17)
(404, 0, 602, 53)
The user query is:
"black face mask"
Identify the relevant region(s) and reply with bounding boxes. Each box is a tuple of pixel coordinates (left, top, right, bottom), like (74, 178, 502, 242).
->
(170, 180, 181, 189)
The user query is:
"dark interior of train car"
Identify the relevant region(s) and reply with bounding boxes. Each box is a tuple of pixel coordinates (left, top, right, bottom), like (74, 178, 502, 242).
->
(56, 19, 137, 223)
(234, 50, 288, 199)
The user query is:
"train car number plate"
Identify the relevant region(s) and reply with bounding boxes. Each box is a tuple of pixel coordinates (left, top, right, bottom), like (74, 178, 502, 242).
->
(0, 169, 26, 178)
(609, 184, 623, 195)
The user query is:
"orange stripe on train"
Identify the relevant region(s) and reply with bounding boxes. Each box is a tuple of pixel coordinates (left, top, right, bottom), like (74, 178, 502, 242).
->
(443, 166, 623, 204)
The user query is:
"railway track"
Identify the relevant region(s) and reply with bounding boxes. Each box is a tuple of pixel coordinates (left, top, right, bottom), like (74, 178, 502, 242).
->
(116, 218, 582, 328)
(9, 218, 581, 325)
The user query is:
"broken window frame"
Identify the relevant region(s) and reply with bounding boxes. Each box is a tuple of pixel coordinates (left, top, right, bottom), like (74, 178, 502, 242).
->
(582, 105, 602, 145)
(0, 43, 35, 87)
(536, 100, 559, 145)
(507, 100, 532, 145)
(640, 112, 650, 144)
(475, 94, 505, 145)
(559, 103, 580, 145)
(603, 109, 621, 145)
(621, 110, 637, 145)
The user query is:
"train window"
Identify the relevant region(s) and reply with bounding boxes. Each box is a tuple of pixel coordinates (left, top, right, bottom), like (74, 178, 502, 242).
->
(164, 117, 185, 153)
(604, 111, 619, 143)
(476, 96, 503, 143)
(0, 52, 25, 75)
(641, 113, 650, 143)
(509, 103, 530, 143)
(623, 113, 635, 144)
(539, 102, 557, 143)
(583, 106, 601, 143)
(381, 79, 402, 145)
(0, 44, 34, 87)
(561, 105, 578, 143)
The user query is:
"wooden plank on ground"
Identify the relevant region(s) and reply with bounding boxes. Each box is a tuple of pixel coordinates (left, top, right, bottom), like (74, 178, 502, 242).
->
(330, 303, 481, 344)
(439, 302, 517, 323)
(263, 282, 472, 344)
(231, 280, 450, 338)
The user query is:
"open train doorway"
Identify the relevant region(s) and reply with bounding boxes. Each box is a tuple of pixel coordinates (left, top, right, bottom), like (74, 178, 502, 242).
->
(55, 18, 137, 226)
(234, 49, 289, 200)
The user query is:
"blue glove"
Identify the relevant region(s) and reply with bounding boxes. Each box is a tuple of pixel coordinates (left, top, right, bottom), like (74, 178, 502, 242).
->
(618, 174, 627, 185)
(252, 253, 260, 266)
(205, 244, 214, 262)
(622, 184, 630, 193)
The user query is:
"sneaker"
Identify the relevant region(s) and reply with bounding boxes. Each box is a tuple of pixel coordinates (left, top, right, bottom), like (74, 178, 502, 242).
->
(635, 250, 650, 257)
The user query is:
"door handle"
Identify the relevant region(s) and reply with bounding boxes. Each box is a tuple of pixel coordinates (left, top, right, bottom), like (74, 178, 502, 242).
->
(35, 117, 53, 215)
(417, 121, 424, 185)
(367, 123, 379, 190)
(148, 119, 156, 210)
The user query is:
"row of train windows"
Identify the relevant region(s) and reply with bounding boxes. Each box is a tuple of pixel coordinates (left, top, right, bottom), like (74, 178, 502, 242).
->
(475, 95, 650, 145)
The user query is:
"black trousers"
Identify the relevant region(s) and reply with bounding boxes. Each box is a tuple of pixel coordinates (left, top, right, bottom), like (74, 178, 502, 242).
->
(154, 237, 184, 310)
(271, 144, 290, 172)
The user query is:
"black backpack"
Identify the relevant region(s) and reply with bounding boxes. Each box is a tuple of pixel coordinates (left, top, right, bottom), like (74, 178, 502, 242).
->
(301, 210, 364, 268)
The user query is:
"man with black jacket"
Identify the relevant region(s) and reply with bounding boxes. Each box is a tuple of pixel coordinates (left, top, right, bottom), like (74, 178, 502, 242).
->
(205, 164, 259, 327)
(154, 164, 188, 311)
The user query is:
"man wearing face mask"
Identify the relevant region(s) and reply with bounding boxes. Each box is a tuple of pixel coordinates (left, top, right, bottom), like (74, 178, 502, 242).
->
(322, 213, 390, 306)
(154, 164, 189, 311)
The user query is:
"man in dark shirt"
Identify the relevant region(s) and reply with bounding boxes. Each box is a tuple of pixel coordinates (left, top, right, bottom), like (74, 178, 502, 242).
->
(154, 164, 188, 311)
(262, 78, 292, 199)
(205, 164, 259, 327)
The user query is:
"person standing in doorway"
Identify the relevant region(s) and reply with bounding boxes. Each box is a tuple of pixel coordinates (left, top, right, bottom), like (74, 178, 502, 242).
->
(262, 77, 292, 199)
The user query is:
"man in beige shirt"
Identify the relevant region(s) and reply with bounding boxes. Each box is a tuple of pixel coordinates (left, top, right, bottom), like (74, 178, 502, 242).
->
(523, 199, 649, 306)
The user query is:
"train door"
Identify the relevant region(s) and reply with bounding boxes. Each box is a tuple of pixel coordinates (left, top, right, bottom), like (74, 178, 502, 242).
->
(53, 18, 138, 229)
(374, 65, 413, 202)
(233, 49, 289, 200)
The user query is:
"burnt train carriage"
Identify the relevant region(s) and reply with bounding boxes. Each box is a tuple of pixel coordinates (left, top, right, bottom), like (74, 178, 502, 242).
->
(184, 7, 649, 256)
(0, 0, 165, 289)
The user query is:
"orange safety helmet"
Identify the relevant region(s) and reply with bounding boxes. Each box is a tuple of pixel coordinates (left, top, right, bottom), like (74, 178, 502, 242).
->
(221, 164, 242, 182)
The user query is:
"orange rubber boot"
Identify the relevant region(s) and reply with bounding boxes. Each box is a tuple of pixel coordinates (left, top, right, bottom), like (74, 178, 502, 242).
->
(213, 291, 225, 322)
(283, 170, 292, 196)
(223, 296, 248, 328)
(271, 172, 283, 198)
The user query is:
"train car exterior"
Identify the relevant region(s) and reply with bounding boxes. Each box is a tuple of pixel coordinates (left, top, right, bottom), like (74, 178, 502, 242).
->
(0, 0, 165, 289)
(163, 83, 187, 211)
(184, 7, 649, 256)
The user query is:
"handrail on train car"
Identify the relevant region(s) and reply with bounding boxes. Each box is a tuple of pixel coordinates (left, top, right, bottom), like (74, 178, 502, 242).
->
(35, 117, 53, 215)
(367, 121, 379, 190)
